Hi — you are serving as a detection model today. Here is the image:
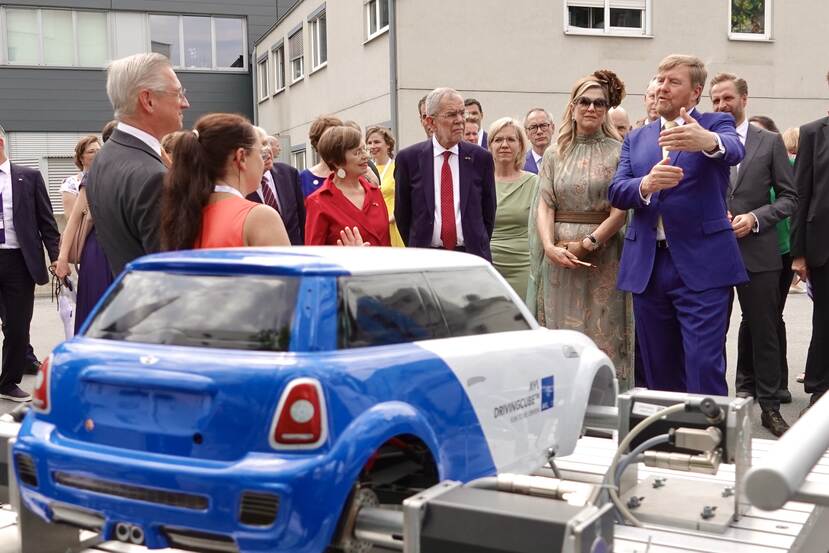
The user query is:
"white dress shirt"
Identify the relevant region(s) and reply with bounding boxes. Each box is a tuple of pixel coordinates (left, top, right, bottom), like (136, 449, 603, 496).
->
(0, 159, 19, 249)
(532, 149, 544, 169)
(431, 136, 464, 247)
(116, 122, 162, 157)
(257, 170, 283, 212)
(476, 129, 485, 148)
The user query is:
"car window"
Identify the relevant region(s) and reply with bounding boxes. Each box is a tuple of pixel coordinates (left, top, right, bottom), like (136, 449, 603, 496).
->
(338, 274, 448, 348)
(85, 271, 298, 351)
(425, 268, 531, 337)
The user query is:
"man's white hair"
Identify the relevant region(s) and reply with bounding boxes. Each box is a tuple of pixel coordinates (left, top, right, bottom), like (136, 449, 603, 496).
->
(253, 126, 269, 141)
(106, 53, 173, 120)
(0, 123, 6, 155)
(425, 87, 462, 117)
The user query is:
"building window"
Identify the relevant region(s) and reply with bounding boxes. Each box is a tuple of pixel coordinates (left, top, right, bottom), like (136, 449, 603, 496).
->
(292, 149, 306, 171)
(309, 10, 327, 70)
(272, 44, 285, 92)
(564, 0, 650, 36)
(289, 29, 304, 82)
(365, 0, 390, 40)
(257, 55, 269, 101)
(150, 14, 246, 70)
(4, 7, 109, 67)
(729, 0, 772, 40)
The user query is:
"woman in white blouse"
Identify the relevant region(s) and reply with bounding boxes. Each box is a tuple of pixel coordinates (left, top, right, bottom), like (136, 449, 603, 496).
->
(60, 136, 101, 216)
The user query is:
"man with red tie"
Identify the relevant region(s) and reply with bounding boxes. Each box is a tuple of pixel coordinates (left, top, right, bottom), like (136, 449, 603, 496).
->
(247, 127, 305, 245)
(395, 88, 496, 261)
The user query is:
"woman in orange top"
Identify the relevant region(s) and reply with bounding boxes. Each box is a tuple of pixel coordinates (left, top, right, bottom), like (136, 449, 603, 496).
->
(160, 113, 290, 250)
(305, 126, 391, 247)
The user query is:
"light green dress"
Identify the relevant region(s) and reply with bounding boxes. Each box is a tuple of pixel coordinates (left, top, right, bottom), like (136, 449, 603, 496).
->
(491, 171, 538, 299)
(527, 132, 632, 383)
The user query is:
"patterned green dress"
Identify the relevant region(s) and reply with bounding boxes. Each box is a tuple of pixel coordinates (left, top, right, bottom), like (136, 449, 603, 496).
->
(527, 132, 632, 383)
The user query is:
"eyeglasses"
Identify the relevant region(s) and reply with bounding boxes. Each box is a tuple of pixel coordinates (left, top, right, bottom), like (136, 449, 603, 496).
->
(575, 97, 609, 110)
(260, 147, 273, 161)
(526, 123, 552, 133)
(437, 110, 466, 120)
(155, 87, 188, 101)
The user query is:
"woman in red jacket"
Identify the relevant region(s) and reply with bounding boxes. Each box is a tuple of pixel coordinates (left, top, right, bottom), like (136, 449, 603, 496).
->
(305, 126, 391, 247)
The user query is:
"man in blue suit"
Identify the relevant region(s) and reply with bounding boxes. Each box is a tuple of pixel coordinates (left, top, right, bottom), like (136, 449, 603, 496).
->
(395, 88, 496, 261)
(522, 108, 555, 174)
(609, 54, 747, 395)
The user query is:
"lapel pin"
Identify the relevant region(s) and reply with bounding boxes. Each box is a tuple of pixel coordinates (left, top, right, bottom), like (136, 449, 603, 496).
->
(463, 155, 472, 161)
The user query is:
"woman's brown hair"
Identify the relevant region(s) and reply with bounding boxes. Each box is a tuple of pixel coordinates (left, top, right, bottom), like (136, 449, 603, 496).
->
(309, 115, 344, 152)
(160, 113, 257, 251)
(365, 126, 396, 158)
(316, 126, 362, 171)
(73, 135, 101, 170)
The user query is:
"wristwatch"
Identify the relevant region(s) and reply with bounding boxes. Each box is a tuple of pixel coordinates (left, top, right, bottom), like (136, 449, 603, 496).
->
(583, 233, 599, 251)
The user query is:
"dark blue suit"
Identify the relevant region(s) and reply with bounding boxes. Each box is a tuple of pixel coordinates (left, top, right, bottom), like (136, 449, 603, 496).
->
(523, 151, 540, 174)
(609, 110, 747, 394)
(246, 163, 306, 246)
(394, 139, 496, 261)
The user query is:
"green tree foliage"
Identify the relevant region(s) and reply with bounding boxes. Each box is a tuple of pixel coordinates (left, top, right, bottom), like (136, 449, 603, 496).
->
(731, 0, 765, 34)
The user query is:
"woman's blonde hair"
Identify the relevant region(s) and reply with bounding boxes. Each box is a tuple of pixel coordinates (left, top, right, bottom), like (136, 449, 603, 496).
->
(782, 127, 800, 155)
(556, 71, 625, 158)
(487, 117, 528, 171)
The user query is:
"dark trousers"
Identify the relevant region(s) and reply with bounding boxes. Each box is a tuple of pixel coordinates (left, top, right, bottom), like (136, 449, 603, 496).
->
(777, 252, 794, 389)
(734, 268, 782, 410)
(633, 248, 731, 395)
(0, 250, 35, 388)
(805, 262, 829, 396)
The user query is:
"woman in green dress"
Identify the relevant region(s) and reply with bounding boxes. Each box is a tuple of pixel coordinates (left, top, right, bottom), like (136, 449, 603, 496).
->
(527, 70, 632, 384)
(488, 117, 538, 299)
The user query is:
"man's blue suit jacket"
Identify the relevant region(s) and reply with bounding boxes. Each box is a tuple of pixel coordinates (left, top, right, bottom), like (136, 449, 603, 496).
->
(608, 110, 749, 293)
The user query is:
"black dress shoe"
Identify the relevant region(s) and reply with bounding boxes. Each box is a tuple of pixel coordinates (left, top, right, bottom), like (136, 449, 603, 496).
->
(800, 392, 825, 417)
(775, 389, 792, 404)
(761, 408, 790, 437)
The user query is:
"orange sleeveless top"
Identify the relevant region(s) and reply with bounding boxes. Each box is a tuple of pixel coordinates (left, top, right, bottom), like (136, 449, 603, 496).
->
(194, 196, 258, 249)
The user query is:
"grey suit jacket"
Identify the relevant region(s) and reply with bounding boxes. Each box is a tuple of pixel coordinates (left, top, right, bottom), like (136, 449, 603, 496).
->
(727, 124, 797, 273)
(790, 116, 829, 267)
(86, 128, 166, 276)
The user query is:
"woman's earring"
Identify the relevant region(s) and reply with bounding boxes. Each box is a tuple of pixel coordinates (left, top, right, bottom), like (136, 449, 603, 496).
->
(336, 168, 346, 179)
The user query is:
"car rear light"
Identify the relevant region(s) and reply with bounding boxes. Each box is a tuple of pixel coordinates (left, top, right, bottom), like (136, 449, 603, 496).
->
(32, 355, 52, 413)
(269, 378, 327, 450)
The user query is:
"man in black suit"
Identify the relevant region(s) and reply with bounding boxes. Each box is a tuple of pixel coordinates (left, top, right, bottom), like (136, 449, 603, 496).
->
(463, 98, 488, 150)
(791, 70, 829, 412)
(247, 128, 305, 245)
(0, 124, 60, 401)
(86, 53, 189, 275)
(711, 73, 797, 436)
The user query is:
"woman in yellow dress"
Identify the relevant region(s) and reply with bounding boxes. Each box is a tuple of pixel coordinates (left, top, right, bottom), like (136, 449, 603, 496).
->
(366, 126, 404, 247)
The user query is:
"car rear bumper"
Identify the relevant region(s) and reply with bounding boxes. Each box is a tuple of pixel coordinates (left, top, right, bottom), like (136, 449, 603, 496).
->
(14, 419, 348, 553)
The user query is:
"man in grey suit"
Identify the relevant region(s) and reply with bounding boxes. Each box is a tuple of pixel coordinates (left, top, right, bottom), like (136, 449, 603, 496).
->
(711, 73, 797, 436)
(86, 53, 189, 275)
(791, 70, 829, 413)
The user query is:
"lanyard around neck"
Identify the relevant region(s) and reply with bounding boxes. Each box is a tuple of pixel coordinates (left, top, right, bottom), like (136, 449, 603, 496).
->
(213, 184, 244, 198)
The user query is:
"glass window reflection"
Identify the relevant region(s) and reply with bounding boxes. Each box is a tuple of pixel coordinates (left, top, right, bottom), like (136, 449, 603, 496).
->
(215, 17, 244, 68)
(183, 16, 212, 68)
(150, 14, 180, 65)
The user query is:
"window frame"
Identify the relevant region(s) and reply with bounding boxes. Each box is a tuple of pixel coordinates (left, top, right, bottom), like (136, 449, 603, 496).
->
(365, 0, 390, 43)
(292, 147, 307, 172)
(288, 25, 304, 84)
(562, 0, 652, 38)
(257, 53, 269, 102)
(308, 5, 327, 73)
(271, 41, 286, 94)
(728, 0, 773, 42)
(1, 6, 111, 68)
(147, 13, 248, 72)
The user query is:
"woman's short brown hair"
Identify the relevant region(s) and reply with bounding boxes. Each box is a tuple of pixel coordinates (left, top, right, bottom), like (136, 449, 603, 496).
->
(317, 126, 362, 170)
(73, 135, 101, 170)
(365, 126, 395, 157)
(309, 115, 344, 152)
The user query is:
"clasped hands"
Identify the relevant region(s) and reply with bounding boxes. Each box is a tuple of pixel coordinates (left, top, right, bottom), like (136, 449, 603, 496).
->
(544, 241, 592, 270)
(726, 210, 755, 239)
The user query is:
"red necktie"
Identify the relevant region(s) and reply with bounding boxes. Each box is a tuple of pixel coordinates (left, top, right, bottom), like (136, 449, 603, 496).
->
(261, 175, 280, 213)
(440, 151, 456, 250)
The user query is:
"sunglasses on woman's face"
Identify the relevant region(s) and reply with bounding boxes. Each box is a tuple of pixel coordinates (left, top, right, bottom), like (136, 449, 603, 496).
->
(575, 97, 609, 110)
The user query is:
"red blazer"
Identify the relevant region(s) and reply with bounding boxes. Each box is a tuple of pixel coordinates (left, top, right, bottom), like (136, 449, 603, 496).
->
(304, 176, 391, 246)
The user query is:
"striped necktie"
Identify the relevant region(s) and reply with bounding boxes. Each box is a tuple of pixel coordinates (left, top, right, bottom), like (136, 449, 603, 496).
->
(260, 175, 280, 213)
(0, 192, 5, 244)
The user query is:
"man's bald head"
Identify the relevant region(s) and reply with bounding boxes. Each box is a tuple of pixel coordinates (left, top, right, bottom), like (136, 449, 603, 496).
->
(609, 106, 631, 139)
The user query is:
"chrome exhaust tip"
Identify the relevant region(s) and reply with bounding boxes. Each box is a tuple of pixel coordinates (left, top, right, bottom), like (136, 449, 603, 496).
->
(129, 524, 145, 545)
(115, 522, 130, 542)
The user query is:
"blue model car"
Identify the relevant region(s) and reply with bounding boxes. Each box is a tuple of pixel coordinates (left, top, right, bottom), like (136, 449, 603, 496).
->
(14, 247, 616, 553)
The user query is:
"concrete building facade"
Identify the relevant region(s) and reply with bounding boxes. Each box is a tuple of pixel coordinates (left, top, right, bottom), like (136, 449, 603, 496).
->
(255, 0, 829, 165)
(0, 0, 281, 214)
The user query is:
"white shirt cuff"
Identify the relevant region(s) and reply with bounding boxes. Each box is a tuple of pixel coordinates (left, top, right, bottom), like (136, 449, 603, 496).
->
(750, 212, 759, 233)
(639, 181, 652, 205)
(702, 133, 725, 158)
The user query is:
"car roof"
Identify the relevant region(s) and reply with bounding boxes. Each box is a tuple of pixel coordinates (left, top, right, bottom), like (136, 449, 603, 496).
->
(127, 246, 491, 277)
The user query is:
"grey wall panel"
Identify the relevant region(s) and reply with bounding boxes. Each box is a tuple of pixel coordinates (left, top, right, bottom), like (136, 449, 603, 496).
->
(2, 0, 110, 8)
(0, 69, 253, 132)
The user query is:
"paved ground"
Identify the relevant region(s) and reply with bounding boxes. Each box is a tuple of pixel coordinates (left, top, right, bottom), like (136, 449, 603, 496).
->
(3, 291, 818, 440)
